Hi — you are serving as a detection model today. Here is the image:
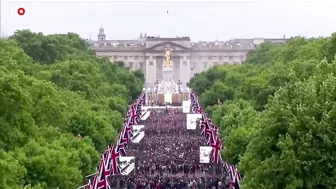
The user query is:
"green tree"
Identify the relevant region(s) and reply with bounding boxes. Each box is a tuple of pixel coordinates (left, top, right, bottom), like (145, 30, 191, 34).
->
(240, 59, 336, 189)
(0, 29, 144, 188)
(189, 32, 336, 189)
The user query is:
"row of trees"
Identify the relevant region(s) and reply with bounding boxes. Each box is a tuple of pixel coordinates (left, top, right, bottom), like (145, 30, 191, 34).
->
(0, 30, 144, 189)
(189, 33, 336, 189)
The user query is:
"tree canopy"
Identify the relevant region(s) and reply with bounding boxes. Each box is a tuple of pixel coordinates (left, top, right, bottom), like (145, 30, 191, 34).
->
(189, 33, 336, 189)
(0, 30, 144, 189)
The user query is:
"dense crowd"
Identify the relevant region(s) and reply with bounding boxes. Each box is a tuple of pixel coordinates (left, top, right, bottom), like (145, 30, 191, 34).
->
(110, 108, 233, 189)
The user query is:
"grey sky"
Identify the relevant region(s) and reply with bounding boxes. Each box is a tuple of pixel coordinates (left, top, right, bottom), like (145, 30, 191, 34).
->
(1, 0, 336, 41)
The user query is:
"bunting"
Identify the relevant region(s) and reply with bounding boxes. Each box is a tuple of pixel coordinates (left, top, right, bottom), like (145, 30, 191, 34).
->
(190, 92, 241, 188)
(83, 92, 145, 189)
(83, 92, 241, 189)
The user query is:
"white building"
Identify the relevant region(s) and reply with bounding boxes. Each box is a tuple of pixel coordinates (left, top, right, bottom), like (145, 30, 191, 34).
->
(91, 27, 288, 87)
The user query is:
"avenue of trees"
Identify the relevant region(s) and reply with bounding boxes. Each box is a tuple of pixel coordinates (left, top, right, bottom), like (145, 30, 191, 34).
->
(0, 30, 144, 189)
(189, 33, 336, 189)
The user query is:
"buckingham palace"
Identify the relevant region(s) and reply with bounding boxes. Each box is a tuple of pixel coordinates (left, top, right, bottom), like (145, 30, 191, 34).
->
(91, 27, 288, 87)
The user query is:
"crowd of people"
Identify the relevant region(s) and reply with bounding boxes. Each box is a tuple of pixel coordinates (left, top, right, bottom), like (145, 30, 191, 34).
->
(109, 108, 233, 189)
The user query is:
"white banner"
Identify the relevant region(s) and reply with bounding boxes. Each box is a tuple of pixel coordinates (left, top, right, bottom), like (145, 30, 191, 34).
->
(186, 114, 203, 130)
(141, 110, 151, 120)
(141, 106, 181, 109)
(164, 93, 172, 104)
(200, 146, 213, 163)
(141, 106, 151, 111)
(182, 100, 191, 113)
(132, 125, 145, 143)
(119, 156, 135, 175)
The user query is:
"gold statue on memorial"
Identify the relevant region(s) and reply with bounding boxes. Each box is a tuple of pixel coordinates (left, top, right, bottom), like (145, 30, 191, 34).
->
(164, 47, 173, 68)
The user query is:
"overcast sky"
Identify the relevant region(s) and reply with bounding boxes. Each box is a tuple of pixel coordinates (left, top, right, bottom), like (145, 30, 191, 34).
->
(1, 0, 336, 41)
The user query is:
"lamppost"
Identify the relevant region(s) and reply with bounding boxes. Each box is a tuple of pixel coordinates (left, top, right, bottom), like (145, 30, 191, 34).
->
(154, 80, 159, 93)
(177, 80, 182, 93)
(154, 80, 159, 105)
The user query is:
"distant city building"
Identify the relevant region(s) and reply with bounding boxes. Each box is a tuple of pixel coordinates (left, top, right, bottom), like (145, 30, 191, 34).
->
(90, 27, 288, 87)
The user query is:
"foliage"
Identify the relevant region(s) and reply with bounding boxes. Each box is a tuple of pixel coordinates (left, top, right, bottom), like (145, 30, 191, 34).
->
(0, 30, 144, 189)
(189, 33, 336, 189)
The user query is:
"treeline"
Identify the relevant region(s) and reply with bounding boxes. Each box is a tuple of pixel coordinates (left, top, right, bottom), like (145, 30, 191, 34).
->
(0, 30, 144, 189)
(189, 33, 336, 189)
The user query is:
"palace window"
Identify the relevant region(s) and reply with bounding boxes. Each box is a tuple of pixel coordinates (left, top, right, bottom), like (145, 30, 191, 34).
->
(198, 56, 202, 60)
(124, 56, 128, 60)
(183, 61, 187, 66)
(218, 56, 223, 60)
(229, 56, 233, 60)
(134, 56, 139, 60)
(140, 62, 144, 70)
(149, 61, 154, 66)
(239, 55, 245, 59)
(190, 62, 195, 70)
(203, 62, 208, 69)
(186, 56, 191, 59)
(140, 56, 143, 58)
(208, 56, 213, 60)
(113, 55, 118, 60)
(145, 56, 150, 59)
(129, 62, 133, 69)
(193, 62, 197, 69)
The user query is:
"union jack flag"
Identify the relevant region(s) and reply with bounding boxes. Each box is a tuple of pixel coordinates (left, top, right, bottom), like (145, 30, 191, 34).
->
(140, 93, 146, 105)
(92, 155, 111, 189)
(200, 117, 220, 144)
(211, 136, 222, 164)
(229, 164, 241, 189)
(80, 179, 92, 189)
(109, 145, 120, 175)
(117, 126, 130, 155)
(206, 127, 215, 146)
(130, 104, 140, 125)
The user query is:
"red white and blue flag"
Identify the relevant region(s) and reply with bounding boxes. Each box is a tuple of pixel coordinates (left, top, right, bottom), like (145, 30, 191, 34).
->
(211, 136, 222, 164)
(229, 164, 241, 189)
(117, 126, 130, 155)
(109, 145, 120, 176)
(91, 155, 110, 189)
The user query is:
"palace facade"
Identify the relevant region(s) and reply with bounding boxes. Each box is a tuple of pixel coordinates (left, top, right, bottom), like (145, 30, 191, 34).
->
(91, 27, 288, 87)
